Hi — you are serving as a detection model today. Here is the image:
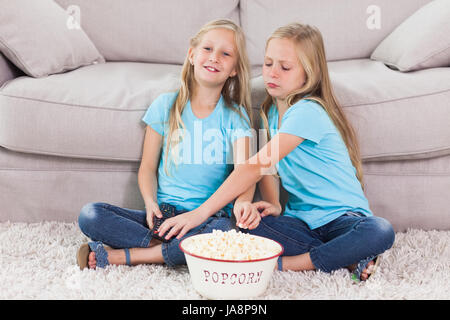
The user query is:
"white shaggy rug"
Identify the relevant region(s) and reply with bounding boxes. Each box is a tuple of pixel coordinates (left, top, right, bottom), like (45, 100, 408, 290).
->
(1, 221, 449, 300)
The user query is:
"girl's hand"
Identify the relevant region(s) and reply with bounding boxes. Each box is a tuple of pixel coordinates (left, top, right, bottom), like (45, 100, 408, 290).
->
(157, 209, 206, 240)
(145, 201, 162, 229)
(233, 201, 261, 230)
(253, 201, 282, 218)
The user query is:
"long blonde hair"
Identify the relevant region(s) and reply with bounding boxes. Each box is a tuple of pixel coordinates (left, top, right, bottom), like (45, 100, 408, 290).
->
(163, 19, 252, 174)
(260, 23, 365, 190)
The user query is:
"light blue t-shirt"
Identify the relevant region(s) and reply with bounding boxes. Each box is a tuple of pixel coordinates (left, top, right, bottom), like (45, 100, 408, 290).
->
(142, 92, 252, 214)
(267, 99, 372, 229)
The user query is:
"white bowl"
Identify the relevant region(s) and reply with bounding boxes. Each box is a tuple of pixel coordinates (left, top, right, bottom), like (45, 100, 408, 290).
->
(179, 233, 284, 300)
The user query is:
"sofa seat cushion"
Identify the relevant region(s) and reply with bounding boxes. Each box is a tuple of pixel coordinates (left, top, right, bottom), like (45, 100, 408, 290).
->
(252, 59, 450, 161)
(0, 62, 181, 160)
(1, 59, 449, 162)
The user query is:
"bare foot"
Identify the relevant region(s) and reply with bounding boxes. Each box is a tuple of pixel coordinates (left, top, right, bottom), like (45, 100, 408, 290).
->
(88, 251, 96, 269)
(88, 248, 127, 269)
(360, 260, 375, 280)
(348, 260, 375, 281)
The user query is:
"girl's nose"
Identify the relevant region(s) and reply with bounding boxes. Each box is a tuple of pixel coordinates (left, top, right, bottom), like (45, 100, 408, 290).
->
(209, 51, 219, 62)
(269, 67, 278, 78)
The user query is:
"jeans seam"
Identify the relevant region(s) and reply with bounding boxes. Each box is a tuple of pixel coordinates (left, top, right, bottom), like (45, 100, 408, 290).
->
(110, 204, 146, 224)
(309, 247, 328, 272)
(101, 202, 149, 248)
(311, 217, 371, 272)
(161, 242, 175, 267)
(140, 230, 152, 247)
(325, 213, 364, 239)
(260, 218, 316, 251)
(161, 218, 208, 267)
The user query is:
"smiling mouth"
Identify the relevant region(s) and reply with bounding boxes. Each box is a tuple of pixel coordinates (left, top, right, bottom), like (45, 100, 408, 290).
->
(204, 66, 219, 72)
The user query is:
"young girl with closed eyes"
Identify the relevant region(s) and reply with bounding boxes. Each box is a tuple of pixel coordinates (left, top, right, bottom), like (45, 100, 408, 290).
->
(158, 23, 395, 282)
(76, 19, 258, 269)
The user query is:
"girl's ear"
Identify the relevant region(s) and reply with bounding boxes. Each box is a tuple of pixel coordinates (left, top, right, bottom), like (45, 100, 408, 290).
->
(188, 47, 195, 65)
(230, 68, 237, 78)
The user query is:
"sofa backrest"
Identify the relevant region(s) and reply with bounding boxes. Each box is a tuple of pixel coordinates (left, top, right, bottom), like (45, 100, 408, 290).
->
(55, 0, 240, 65)
(241, 0, 433, 67)
(55, 0, 432, 67)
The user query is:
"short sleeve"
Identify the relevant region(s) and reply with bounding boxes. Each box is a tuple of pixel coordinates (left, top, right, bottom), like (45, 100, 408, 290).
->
(229, 106, 254, 142)
(278, 100, 328, 144)
(142, 93, 173, 135)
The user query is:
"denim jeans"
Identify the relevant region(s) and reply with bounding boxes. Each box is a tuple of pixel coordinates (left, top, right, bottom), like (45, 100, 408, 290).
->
(248, 212, 395, 272)
(78, 202, 232, 267)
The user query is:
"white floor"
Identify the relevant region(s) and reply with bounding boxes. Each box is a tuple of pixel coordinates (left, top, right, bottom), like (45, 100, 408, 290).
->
(1, 221, 449, 299)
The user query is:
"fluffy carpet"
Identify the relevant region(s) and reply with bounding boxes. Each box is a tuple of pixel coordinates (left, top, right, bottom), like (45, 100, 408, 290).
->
(1, 221, 449, 300)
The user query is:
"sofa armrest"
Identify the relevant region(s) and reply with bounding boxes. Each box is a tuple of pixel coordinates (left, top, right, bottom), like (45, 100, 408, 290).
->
(0, 53, 22, 88)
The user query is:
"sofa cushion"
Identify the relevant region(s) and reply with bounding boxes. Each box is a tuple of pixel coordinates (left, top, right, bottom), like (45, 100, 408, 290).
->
(0, 53, 22, 87)
(55, 0, 240, 65)
(240, 0, 432, 67)
(0, 146, 142, 222)
(2, 60, 449, 162)
(2, 145, 450, 231)
(371, 0, 450, 72)
(251, 59, 450, 161)
(0, 0, 105, 78)
(0, 62, 181, 160)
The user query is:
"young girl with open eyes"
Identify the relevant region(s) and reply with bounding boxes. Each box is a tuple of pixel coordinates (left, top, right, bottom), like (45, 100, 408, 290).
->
(76, 19, 257, 269)
(158, 23, 395, 282)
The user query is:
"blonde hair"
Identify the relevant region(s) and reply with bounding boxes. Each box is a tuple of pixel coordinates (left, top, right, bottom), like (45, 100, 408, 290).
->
(164, 19, 252, 174)
(260, 23, 365, 190)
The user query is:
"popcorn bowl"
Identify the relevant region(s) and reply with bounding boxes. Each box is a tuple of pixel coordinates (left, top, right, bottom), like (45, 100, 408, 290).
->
(179, 231, 284, 300)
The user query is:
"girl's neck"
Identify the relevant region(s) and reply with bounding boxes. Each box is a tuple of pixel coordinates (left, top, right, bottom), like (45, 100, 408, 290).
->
(275, 98, 289, 114)
(274, 98, 290, 128)
(191, 84, 222, 111)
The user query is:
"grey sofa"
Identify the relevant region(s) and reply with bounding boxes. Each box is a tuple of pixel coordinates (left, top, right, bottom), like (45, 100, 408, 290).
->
(1, 0, 449, 232)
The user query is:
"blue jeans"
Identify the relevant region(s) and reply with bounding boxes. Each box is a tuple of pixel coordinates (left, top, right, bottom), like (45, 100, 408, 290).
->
(248, 212, 395, 272)
(78, 202, 232, 267)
